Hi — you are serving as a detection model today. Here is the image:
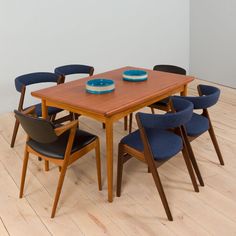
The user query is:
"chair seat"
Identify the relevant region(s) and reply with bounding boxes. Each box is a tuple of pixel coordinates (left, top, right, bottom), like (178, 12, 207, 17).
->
(185, 113, 209, 137)
(27, 129, 96, 159)
(121, 129, 183, 161)
(151, 97, 170, 107)
(34, 103, 62, 117)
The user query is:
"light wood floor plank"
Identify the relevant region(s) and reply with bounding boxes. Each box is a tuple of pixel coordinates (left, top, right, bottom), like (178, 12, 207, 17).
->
(0, 80, 235, 235)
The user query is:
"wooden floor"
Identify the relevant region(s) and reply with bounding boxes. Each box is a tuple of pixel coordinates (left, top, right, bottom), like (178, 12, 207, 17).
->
(0, 79, 236, 236)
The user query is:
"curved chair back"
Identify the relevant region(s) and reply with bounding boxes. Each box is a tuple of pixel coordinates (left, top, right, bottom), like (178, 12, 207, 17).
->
(14, 110, 58, 143)
(153, 65, 186, 75)
(177, 84, 220, 110)
(15, 72, 60, 93)
(136, 97, 193, 130)
(54, 64, 94, 78)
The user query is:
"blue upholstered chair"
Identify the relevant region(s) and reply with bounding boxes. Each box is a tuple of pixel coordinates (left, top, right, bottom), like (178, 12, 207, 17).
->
(11, 72, 64, 148)
(150, 64, 187, 112)
(128, 65, 186, 133)
(54, 64, 94, 120)
(177, 84, 224, 166)
(54, 64, 94, 81)
(116, 97, 201, 221)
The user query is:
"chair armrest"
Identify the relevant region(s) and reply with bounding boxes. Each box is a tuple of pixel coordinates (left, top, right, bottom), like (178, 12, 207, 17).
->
(22, 106, 36, 115)
(54, 120, 78, 136)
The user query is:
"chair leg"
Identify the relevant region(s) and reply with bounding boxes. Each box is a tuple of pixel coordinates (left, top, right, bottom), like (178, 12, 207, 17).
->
(151, 107, 155, 114)
(73, 113, 80, 120)
(124, 116, 128, 131)
(45, 161, 49, 171)
(95, 139, 102, 191)
(182, 148, 199, 192)
(19, 146, 29, 198)
(184, 136, 204, 186)
(116, 144, 124, 197)
(69, 112, 74, 121)
(148, 162, 173, 221)
(10, 119, 20, 148)
(51, 164, 68, 218)
(129, 113, 133, 133)
(208, 126, 224, 165)
(50, 114, 56, 122)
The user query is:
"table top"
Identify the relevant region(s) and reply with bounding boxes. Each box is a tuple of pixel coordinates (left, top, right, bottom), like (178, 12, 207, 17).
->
(32, 66, 194, 117)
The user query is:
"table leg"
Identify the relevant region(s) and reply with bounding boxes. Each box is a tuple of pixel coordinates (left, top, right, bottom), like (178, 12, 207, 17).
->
(41, 100, 49, 172)
(181, 85, 188, 96)
(105, 119, 113, 202)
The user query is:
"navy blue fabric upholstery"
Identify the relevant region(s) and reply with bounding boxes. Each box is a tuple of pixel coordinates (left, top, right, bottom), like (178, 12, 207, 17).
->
(174, 84, 220, 137)
(152, 98, 170, 107)
(185, 113, 209, 136)
(121, 97, 193, 161)
(34, 103, 62, 117)
(54, 64, 94, 76)
(121, 129, 183, 161)
(138, 98, 193, 129)
(177, 85, 220, 110)
(15, 72, 59, 92)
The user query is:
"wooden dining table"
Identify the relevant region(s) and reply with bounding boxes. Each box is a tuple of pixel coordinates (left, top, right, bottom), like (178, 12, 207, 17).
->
(31, 66, 194, 202)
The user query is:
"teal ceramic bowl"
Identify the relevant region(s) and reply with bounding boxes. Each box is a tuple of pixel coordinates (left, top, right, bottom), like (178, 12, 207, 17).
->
(86, 79, 115, 94)
(123, 70, 148, 82)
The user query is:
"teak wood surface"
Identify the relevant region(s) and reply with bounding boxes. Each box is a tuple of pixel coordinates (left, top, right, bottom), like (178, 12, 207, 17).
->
(31, 66, 194, 202)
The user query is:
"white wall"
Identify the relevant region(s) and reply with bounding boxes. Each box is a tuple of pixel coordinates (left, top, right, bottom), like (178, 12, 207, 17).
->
(190, 0, 236, 88)
(0, 0, 190, 114)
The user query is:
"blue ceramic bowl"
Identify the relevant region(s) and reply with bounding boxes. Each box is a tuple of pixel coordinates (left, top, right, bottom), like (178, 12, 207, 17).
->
(86, 79, 115, 94)
(123, 70, 148, 82)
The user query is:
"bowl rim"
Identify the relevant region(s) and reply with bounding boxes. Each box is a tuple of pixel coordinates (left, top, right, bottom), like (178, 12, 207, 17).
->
(123, 69, 147, 76)
(86, 78, 114, 87)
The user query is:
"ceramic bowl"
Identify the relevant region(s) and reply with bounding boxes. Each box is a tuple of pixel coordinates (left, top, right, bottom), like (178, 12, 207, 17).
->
(86, 79, 115, 94)
(123, 70, 148, 82)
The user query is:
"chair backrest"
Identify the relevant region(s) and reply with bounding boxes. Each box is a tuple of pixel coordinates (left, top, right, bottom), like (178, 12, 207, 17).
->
(153, 64, 186, 75)
(176, 84, 220, 110)
(15, 72, 60, 92)
(54, 64, 94, 77)
(136, 97, 193, 130)
(14, 110, 58, 143)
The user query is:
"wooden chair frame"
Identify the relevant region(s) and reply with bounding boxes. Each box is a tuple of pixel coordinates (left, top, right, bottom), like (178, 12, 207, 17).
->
(116, 114, 199, 221)
(11, 76, 66, 148)
(18, 107, 102, 218)
(186, 86, 224, 166)
(58, 67, 94, 123)
(128, 65, 186, 133)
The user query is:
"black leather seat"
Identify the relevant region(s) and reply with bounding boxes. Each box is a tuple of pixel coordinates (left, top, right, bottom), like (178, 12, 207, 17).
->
(15, 108, 102, 218)
(27, 129, 96, 159)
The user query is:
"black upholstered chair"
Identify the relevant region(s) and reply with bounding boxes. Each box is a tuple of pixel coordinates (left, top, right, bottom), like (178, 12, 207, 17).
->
(54, 64, 94, 81)
(117, 97, 201, 221)
(177, 84, 224, 166)
(15, 107, 102, 218)
(11, 72, 65, 148)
